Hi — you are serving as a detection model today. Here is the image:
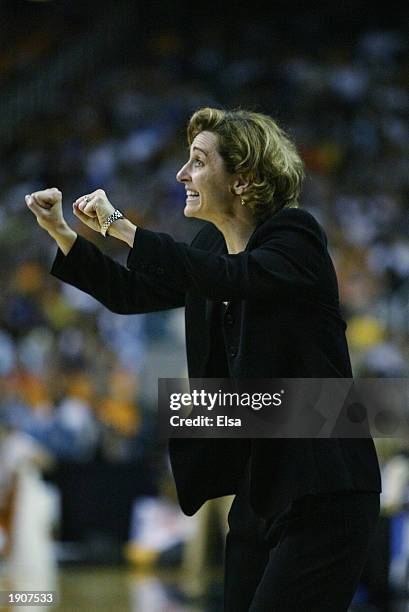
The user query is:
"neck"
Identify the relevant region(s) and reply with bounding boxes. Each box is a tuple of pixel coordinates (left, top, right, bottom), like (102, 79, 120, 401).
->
(214, 211, 257, 254)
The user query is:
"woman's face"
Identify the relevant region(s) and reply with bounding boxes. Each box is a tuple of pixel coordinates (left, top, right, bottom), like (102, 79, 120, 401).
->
(176, 131, 237, 223)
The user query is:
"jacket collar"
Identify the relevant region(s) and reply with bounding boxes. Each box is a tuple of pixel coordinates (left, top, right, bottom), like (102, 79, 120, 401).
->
(205, 217, 266, 255)
(245, 218, 266, 252)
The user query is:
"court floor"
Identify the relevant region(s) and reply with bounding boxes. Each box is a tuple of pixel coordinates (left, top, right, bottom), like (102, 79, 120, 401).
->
(57, 567, 409, 612)
(0, 565, 222, 611)
(57, 566, 219, 611)
(0, 566, 408, 611)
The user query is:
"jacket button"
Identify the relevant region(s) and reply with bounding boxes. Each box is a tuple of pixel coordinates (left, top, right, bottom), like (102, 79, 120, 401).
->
(225, 313, 234, 325)
(229, 346, 237, 358)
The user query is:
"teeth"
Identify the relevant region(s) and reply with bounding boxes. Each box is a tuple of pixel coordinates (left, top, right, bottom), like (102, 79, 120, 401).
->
(186, 190, 199, 196)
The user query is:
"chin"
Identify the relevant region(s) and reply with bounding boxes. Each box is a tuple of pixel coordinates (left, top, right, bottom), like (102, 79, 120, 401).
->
(184, 204, 201, 218)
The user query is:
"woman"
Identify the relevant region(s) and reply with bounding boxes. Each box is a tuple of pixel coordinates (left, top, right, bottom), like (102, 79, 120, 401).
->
(26, 108, 381, 611)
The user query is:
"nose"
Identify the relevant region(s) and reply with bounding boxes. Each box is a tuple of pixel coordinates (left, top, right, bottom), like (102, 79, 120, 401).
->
(176, 162, 190, 184)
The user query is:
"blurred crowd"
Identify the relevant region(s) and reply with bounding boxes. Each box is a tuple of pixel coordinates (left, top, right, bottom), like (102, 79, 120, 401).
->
(0, 6, 407, 598)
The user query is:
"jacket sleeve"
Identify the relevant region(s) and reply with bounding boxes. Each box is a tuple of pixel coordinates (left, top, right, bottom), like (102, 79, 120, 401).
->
(126, 209, 327, 301)
(50, 233, 185, 314)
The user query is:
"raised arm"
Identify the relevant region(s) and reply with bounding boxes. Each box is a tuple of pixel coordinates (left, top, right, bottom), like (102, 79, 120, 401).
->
(126, 208, 329, 302)
(65, 189, 326, 304)
(50, 233, 185, 314)
(25, 188, 185, 314)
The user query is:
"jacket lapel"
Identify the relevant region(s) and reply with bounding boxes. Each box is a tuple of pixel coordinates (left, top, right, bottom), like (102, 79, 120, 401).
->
(205, 230, 228, 322)
(205, 220, 264, 320)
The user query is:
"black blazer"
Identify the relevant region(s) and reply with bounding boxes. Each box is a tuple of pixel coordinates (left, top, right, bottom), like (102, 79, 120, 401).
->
(51, 207, 381, 518)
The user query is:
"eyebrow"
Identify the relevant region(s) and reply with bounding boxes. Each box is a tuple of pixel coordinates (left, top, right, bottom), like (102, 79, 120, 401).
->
(191, 146, 208, 157)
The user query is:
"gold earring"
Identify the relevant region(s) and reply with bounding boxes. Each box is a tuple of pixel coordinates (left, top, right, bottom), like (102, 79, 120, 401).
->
(240, 197, 246, 207)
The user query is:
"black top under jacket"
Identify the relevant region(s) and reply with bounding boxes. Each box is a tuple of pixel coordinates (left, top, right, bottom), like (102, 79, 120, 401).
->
(50, 207, 382, 518)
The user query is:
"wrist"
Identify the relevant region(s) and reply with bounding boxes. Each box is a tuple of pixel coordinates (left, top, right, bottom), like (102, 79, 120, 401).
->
(48, 223, 77, 256)
(106, 217, 137, 248)
(101, 209, 124, 237)
(48, 221, 71, 237)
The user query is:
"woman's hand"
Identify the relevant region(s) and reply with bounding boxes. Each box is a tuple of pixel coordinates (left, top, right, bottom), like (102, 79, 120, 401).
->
(73, 189, 116, 234)
(25, 188, 77, 255)
(25, 188, 67, 234)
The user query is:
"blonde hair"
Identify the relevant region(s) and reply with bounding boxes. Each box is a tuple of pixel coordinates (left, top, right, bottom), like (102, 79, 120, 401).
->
(187, 107, 304, 220)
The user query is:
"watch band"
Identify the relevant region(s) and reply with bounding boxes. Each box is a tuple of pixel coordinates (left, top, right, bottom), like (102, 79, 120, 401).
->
(101, 209, 124, 237)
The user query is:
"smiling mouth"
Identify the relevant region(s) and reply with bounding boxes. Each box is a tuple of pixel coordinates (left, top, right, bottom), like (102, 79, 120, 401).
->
(186, 190, 200, 200)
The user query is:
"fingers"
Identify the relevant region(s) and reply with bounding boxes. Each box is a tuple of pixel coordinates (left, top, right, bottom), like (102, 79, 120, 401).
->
(74, 191, 99, 213)
(72, 203, 94, 221)
(32, 194, 52, 210)
(25, 194, 45, 215)
(30, 187, 61, 208)
(74, 189, 107, 217)
(72, 200, 101, 232)
(73, 189, 106, 217)
(73, 197, 97, 217)
(74, 189, 106, 208)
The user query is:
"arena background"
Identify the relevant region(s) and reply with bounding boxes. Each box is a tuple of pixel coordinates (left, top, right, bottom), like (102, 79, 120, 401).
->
(0, 0, 408, 610)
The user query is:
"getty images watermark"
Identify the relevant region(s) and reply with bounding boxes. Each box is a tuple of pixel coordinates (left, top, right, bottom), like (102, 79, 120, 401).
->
(158, 378, 409, 438)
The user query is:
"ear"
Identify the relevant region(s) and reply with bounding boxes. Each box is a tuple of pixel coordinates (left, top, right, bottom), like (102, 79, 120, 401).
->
(231, 174, 250, 196)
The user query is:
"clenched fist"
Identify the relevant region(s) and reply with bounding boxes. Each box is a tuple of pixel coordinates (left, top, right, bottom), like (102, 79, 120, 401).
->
(72, 189, 116, 234)
(25, 188, 66, 234)
(26, 187, 78, 255)
(26, 186, 133, 254)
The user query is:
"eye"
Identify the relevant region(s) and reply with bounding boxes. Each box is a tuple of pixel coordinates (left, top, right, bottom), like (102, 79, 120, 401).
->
(193, 158, 204, 167)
